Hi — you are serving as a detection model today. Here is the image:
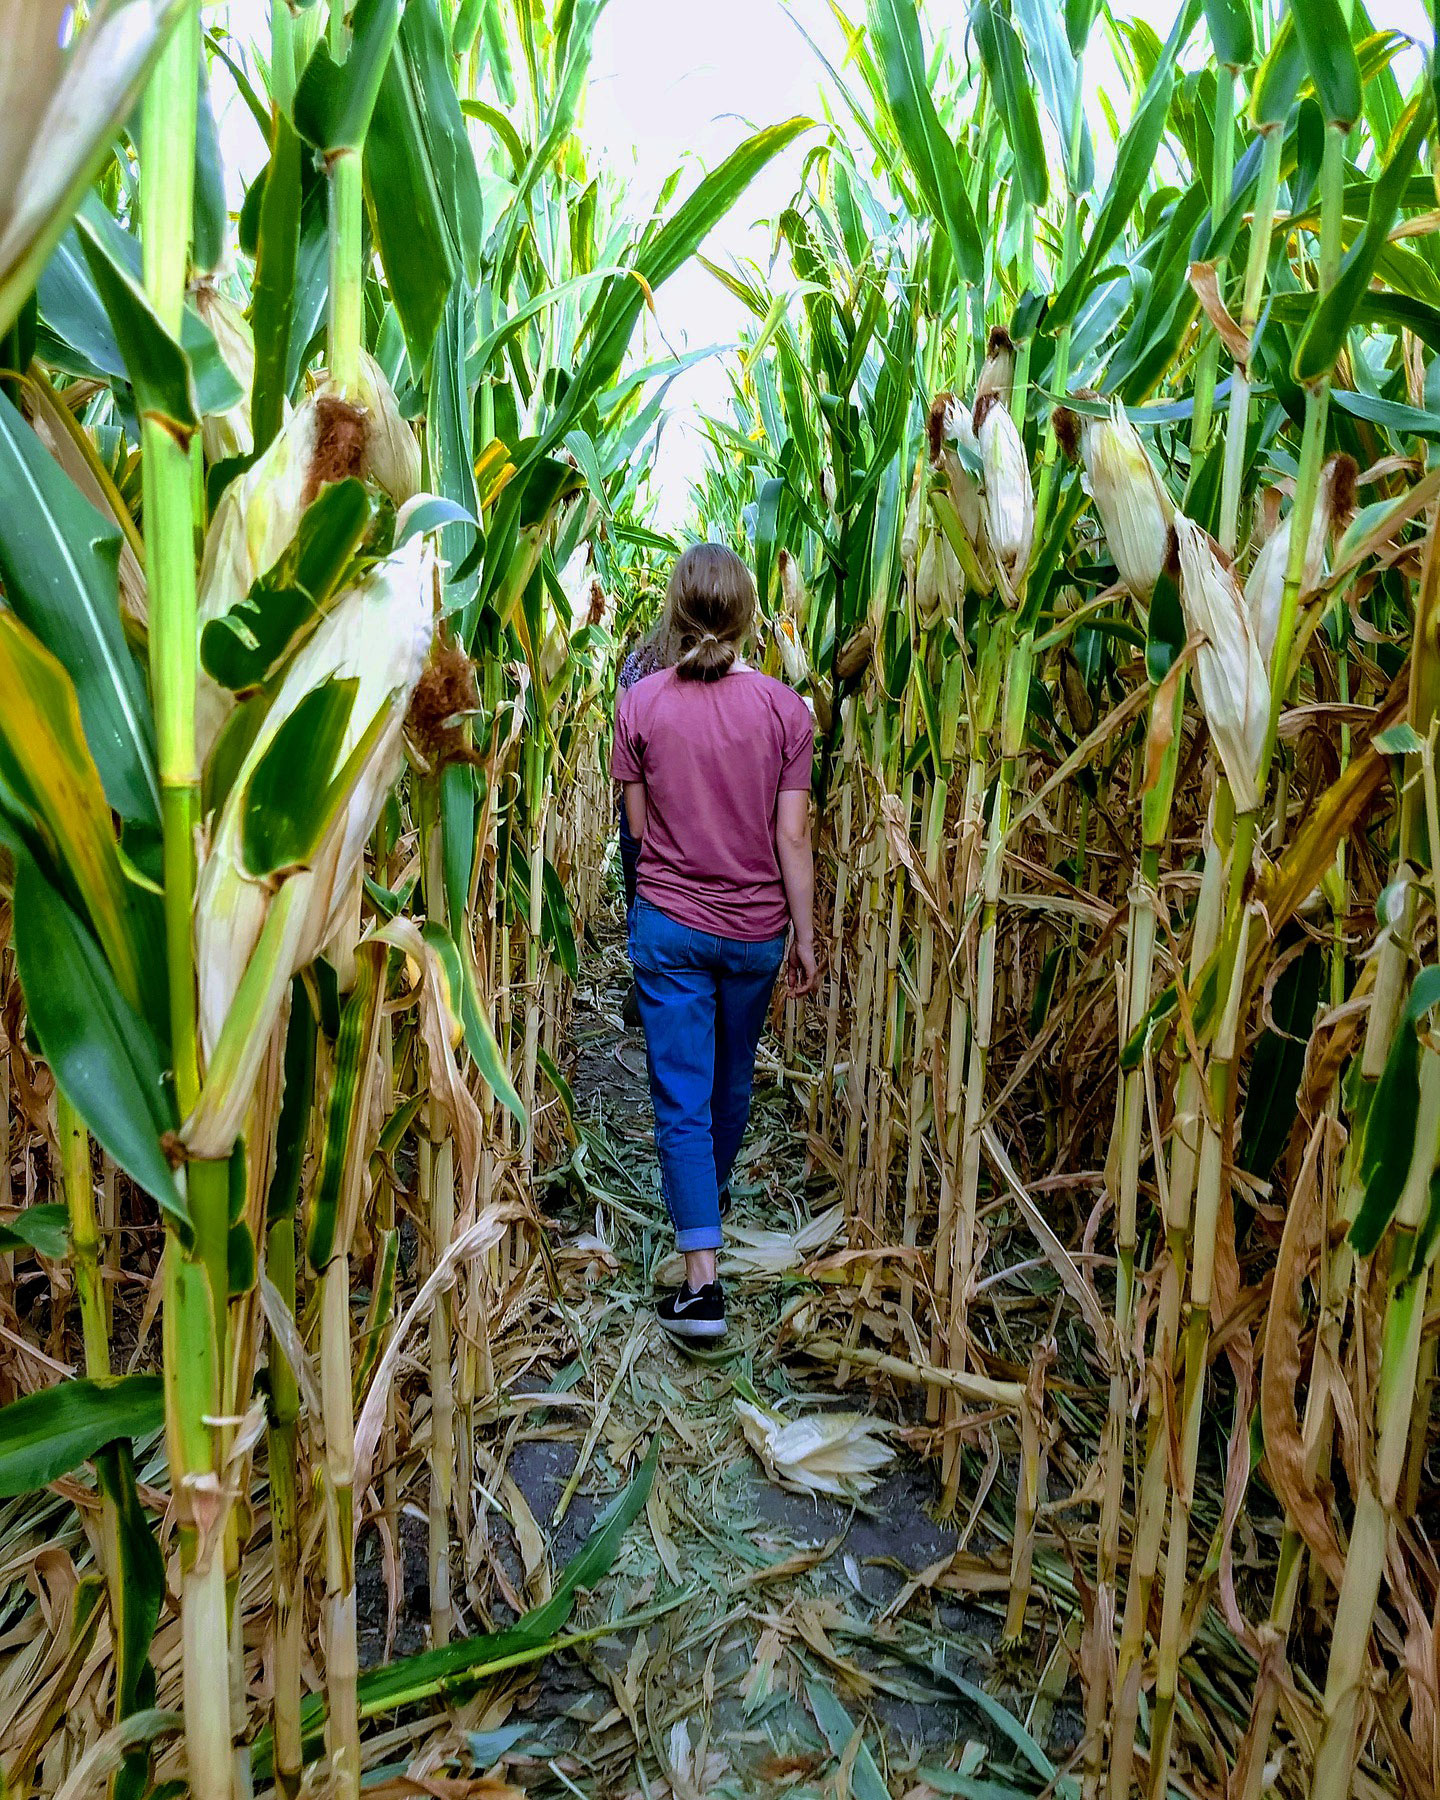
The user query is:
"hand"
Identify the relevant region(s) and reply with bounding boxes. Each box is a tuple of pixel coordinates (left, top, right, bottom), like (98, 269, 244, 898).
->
(786, 935, 820, 998)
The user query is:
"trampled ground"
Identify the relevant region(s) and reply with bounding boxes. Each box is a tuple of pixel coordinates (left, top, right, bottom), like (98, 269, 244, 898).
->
(355, 887, 1084, 1799)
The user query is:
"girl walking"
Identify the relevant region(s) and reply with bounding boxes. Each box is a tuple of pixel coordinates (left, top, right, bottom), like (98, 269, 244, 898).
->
(612, 543, 819, 1339)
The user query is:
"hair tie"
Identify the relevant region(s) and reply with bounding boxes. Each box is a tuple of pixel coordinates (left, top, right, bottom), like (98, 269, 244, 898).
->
(678, 630, 724, 664)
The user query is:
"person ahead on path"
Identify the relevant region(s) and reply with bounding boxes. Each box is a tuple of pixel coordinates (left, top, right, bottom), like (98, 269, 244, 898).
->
(612, 542, 820, 1340)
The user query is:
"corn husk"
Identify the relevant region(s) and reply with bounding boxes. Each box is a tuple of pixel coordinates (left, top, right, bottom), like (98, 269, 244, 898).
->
(186, 526, 437, 1157)
(1244, 454, 1355, 669)
(1173, 514, 1269, 814)
(929, 393, 987, 560)
(557, 541, 610, 640)
(975, 392, 1033, 588)
(734, 1398, 895, 1498)
(770, 616, 811, 687)
(195, 359, 420, 757)
(778, 547, 808, 629)
(351, 349, 421, 505)
(193, 284, 254, 464)
(901, 466, 924, 581)
(975, 325, 1016, 409)
(1079, 398, 1173, 603)
(834, 623, 874, 683)
(915, 523, 963, 629)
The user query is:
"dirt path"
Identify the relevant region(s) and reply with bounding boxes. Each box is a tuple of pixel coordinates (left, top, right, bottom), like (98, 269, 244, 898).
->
(420, 888, 1081, 1800)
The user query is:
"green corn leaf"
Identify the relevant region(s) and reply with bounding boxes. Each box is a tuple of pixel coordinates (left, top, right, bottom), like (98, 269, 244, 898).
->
(1269, 286, 1440, 354)
(973, 0, 1049, 208)
(536, 1044, 578, 1136)
(1294, 98, 1435, 382)
(12, 855, 184, 1227)
(0, 1204, 70, 1259)
(201, 478, 374, 692)
(365, 0, 485, 369)
(267, 981, 317, 1229)
(868, 0, 983, 282)
(1351, 967, 1440, 1255)
(92, 1440, 165, 1800)
(427, 281, 480, 616)
(1065, 0, 1103, 53)
(1250, 14, 1304, 131)
(807, 1682, 890, 1800)
(542, 860, 580, 985)
(353, 1227, 398, 1403)
(1203, 0, 1254, 69)
(459, 96, 526, 172)
(507, 0, 604, 230)
(75, 214, 203, 442)
(1289, 0, 1363, 129)
(293, 0, 404, 154)
(1013, 0, 1094, 190)
(252, 1435, 661, 1776)
(440, 761, 477, 937)
(39, 200, 243, 415)
(241, 679, 359, 878)
(357, 1432, 658, 1708)
(1331, 388, 1440, 442)
(422, 919, 526, 1128)
(190, 47, 226, 274)
(249, 111, 304, 455)
(479, 0, 517, 106)
(0, 390, 159, 827)
(563, 426, 614, 523)
(556, 119, 811, 452)
(0, 1374, 164, 1497)
(307, 943, 386, 1271)
(1046, 10, 1190, 333)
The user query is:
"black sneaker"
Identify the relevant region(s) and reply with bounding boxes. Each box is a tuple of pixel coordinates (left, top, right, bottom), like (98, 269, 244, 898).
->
(657, 1281, 726, 1339)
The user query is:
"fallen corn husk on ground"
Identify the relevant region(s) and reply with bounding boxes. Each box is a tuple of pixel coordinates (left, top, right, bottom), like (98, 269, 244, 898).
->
(733, 1396, 896, 1498)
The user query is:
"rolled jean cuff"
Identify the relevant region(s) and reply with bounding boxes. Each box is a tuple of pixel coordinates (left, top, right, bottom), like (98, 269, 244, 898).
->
(674, 1223, 723, 1252)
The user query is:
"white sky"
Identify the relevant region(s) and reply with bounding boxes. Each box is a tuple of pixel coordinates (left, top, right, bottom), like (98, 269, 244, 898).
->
(215, 1, 1436, 527)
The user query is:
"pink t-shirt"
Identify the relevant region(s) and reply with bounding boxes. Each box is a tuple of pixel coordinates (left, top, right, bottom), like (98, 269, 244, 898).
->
(612, 666, 814, 941)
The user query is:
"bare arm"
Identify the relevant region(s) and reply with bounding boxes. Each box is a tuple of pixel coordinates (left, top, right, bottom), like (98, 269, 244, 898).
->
(775, 789, 819, 996)
(622, 780, 647, 841)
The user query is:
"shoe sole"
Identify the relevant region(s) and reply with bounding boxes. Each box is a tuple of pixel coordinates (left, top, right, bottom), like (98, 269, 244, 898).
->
(658, 1315, 727, 1339)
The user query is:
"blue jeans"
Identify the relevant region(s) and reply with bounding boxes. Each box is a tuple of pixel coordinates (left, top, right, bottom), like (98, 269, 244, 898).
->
(619, 801, 641, 913)
(628, 897, 787, 1251)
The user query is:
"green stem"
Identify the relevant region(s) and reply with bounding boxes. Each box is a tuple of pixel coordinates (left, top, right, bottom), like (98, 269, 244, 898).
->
(327, 152, 364, 395)
(142, 10, 234, 1798)
(59, 1096, 109, 1377)
(1217, 128, 1284, 557)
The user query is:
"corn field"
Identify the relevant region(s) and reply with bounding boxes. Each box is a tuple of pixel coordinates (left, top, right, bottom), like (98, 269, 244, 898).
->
(0, 0, 1437, 1796)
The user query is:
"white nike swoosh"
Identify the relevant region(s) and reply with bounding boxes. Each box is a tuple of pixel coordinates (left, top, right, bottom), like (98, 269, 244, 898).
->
(671, 1292, 706, 1313)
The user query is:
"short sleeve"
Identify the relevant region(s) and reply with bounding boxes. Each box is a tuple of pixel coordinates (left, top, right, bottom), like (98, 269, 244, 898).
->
(778, 693, 815, 791)
(611, 687, 643, 782)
